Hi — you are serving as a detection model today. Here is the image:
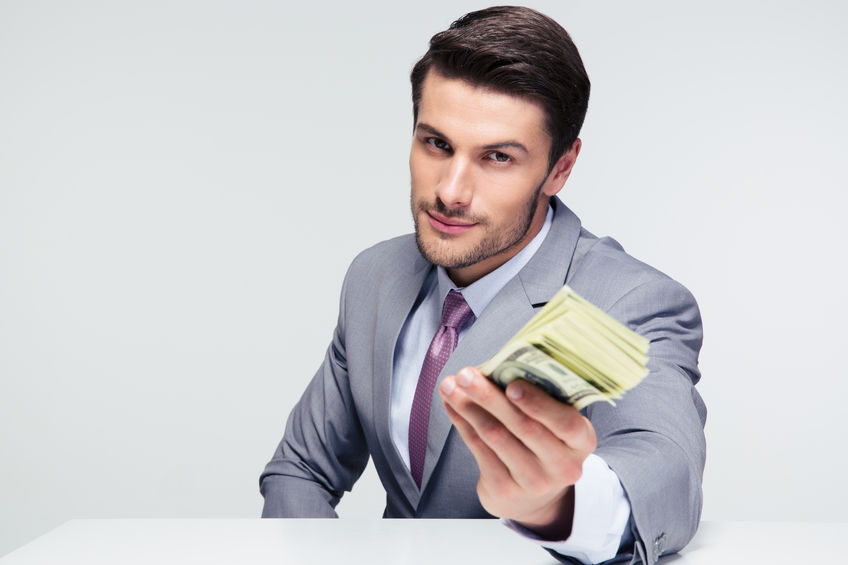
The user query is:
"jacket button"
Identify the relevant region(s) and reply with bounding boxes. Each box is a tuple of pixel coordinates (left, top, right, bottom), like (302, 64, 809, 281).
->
(653, 532, 667, 557)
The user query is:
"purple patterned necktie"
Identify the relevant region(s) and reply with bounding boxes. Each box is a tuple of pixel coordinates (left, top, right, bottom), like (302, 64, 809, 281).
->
(408, 290, 473, 488)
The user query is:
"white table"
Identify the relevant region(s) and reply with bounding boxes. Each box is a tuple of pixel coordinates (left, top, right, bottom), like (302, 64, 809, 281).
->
(0, 519, 843, 564)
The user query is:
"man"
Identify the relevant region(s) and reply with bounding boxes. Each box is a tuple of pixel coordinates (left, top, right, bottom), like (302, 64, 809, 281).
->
(260, 6, 705, 565)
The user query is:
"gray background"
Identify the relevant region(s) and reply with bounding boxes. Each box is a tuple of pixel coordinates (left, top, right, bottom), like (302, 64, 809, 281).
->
(1, 0, 846, 556)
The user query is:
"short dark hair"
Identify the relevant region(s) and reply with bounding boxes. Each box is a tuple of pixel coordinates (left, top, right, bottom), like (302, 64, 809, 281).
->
(410, 6, 590, 170)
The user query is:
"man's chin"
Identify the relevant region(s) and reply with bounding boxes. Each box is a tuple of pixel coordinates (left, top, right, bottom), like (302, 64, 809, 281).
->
(415, 233, 470, 269)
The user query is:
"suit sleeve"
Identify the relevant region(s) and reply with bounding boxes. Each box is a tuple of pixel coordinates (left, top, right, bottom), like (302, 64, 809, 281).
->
(587, 277, 706, 565)
(259, 265, 370, 517)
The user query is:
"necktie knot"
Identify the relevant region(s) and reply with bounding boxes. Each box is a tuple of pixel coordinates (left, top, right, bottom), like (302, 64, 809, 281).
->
(441, 290, 473, 330)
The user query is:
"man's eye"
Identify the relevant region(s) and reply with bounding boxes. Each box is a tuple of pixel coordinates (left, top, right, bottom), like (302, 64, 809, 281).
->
(487, 151, 512, 163)
(426, 137, 450, 151)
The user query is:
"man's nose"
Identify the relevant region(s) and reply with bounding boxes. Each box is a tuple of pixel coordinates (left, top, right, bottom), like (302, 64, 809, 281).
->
(434, 157, 473, 208)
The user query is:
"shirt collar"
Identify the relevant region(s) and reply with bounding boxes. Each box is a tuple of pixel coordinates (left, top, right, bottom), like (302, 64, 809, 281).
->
(436, 203, 554, 318)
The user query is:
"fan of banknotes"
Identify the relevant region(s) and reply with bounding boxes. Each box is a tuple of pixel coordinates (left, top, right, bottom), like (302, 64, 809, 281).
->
(479, 285, 650, 409)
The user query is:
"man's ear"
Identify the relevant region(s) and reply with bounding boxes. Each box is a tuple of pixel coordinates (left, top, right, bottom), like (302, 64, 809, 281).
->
(542, 139, 582, 197)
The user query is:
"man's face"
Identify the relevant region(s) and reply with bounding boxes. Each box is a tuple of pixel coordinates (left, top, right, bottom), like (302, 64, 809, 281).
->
(410, 70, 576, 286)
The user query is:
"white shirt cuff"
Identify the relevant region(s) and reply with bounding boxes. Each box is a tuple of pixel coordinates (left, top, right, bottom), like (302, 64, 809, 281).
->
(502, 453, 631, 564)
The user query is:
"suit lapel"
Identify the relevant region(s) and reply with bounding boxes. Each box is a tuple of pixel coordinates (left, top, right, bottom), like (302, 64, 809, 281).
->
(371, 248, 433, 508)
(516, 198, 583, 307)
(419, 197, 584, 493)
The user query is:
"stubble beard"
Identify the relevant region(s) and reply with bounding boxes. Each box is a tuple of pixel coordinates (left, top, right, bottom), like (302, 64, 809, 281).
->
(412, 183, 544, 270)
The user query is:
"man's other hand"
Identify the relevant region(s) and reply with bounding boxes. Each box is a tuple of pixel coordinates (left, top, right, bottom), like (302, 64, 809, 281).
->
(439, 366, 597, 540)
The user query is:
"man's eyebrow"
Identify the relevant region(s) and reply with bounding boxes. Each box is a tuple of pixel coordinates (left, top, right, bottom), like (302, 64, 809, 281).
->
(481, 140, 529, 154)
(416, 123, 529, 155)
(415, 123, 449, 140)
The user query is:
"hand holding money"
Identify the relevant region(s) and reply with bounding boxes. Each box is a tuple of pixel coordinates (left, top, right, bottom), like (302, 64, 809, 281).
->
(479, 285, 649, 409)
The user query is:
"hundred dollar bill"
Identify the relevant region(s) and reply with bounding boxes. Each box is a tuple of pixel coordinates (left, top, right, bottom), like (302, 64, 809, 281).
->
(479, 285, 649, 408)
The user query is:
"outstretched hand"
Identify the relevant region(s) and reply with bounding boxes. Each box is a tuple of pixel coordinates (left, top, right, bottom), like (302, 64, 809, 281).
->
(439, 366, 597, 540)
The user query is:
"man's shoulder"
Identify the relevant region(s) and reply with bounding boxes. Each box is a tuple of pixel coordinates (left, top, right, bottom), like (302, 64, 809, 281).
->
(349, 233, 421, 269)
(573, 228, 663, 280)
(342, 233, 429, 287)
(567, 227, 690, 308)
(336, 233, 431, 315)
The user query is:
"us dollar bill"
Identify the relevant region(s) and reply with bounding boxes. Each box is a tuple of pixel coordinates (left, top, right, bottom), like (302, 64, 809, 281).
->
(485, 343, 612, 410)
(479, 285, 649, 408)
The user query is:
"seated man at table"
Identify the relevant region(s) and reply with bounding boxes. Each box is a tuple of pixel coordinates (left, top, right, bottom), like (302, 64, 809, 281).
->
(259, 6, 706, 565)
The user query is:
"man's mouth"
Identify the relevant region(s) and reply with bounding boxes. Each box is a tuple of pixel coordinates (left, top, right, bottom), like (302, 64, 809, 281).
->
(426, 211, 478, 235)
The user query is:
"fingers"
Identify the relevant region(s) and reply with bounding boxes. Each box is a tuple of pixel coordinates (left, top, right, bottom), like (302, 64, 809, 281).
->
(441, 367, 594, 455)
(442, 403, 513, 487)
(440, 368, 595, 483)
(440, 366, 597, 524)
(441, 373, 548, 487)
(504, 379, 597, 455)
(441, 368, 587, 479)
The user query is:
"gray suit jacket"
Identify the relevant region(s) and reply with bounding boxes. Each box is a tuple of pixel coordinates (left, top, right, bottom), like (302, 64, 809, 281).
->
(260, 197, 706, 565)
